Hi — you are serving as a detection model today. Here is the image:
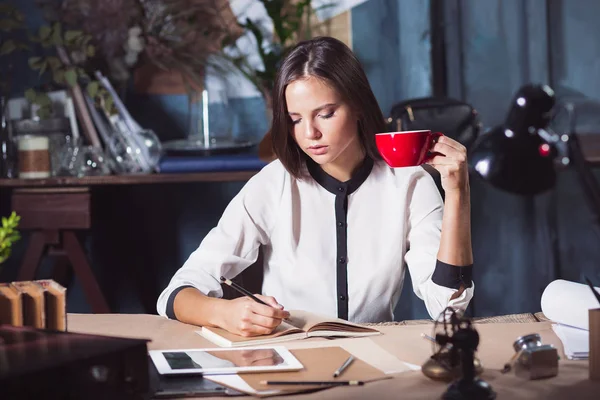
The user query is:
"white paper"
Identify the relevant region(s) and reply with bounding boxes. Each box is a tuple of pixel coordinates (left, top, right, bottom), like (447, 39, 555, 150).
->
(541, 279, 600, 330)
(552, 324, 589, 360)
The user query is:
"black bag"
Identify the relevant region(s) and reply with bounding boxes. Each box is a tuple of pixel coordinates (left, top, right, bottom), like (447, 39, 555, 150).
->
(386, 97, 482, 149)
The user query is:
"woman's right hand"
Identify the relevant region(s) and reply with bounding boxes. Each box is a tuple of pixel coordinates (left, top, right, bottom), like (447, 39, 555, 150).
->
(219, 295, 290, 337)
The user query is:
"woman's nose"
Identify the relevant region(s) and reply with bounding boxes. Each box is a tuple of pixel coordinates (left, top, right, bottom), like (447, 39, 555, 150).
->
(304, 123, 322, 140)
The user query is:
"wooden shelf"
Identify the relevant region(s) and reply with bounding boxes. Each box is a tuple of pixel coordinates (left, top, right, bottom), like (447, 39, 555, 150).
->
(0, 170, 259, 188)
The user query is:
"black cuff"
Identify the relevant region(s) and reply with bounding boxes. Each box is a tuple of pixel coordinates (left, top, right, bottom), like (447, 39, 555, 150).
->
(166, 286, 194, 320)
(431, 260, 473, 290)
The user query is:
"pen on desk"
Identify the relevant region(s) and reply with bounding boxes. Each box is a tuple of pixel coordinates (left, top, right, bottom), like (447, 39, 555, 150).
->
(260, 380, 364, 386)
(420, 333, 436, 343)
(501, 349, 523, 374)
(421, 333, 453, 349)
(333, 355, 355, 378)
(583, 275, 600, 306)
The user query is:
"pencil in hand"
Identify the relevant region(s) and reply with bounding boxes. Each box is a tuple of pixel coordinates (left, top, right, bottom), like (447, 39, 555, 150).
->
(219, 276, 294, 323)
(220, 276, 270, 306)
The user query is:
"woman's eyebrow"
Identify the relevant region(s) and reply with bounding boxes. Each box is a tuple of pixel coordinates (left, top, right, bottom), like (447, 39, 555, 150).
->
(288, 103, 338, 116)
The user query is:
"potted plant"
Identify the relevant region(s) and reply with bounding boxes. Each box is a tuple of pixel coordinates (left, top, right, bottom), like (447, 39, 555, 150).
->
(220, 0, 333, 160)
(0, 212, 21, 266)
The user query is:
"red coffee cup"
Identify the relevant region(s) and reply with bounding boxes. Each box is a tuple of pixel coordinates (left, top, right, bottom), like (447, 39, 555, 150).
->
(375, 130, 444, 168)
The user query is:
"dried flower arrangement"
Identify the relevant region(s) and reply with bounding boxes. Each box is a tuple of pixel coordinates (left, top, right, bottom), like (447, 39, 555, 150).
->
(35, 0, 243, 91)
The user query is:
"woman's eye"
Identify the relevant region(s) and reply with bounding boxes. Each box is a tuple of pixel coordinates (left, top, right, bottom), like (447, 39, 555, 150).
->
(291, 119, 301, 125)
(320, 112, 334, 119)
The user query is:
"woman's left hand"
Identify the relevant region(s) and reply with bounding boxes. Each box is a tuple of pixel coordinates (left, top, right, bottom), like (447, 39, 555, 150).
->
(425, 135, 469, 194)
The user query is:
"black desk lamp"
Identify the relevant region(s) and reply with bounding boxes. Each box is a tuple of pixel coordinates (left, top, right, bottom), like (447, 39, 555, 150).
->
(469, 84, 600, 223)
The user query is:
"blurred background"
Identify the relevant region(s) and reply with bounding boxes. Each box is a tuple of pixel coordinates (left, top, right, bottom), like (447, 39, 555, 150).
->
(1, 0, 599, 321)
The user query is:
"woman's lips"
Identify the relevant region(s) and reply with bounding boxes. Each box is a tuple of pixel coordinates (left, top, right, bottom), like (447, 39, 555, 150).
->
(308, 145, 328, 155)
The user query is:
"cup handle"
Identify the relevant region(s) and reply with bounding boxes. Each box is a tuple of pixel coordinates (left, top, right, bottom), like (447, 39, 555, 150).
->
(424, 132, 445, 163)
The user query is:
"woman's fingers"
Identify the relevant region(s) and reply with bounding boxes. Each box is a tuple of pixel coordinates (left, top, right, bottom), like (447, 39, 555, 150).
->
(430, 141, 467, 162)
(434, 135, 466, 153)
(255, 294, 284, 309)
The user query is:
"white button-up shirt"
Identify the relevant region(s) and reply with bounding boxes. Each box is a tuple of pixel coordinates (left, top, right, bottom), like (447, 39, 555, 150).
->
(157, 158, 474, 323)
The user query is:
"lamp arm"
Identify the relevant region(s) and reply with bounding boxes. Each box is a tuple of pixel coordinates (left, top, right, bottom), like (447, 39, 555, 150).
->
(568, 133, 600, 225)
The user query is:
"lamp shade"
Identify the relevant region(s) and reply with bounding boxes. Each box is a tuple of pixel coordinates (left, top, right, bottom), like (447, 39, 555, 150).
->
(469, 84, 557, 195)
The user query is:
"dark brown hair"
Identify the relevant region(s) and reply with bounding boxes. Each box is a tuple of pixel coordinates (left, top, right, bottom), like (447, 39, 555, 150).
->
(269, 36, 385, 178)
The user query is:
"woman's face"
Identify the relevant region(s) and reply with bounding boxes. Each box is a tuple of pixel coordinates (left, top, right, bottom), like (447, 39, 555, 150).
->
(285, 76, 363, 170)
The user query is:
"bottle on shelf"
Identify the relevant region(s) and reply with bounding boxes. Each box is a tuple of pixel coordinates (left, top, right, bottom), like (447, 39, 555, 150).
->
(0, 95, 17, 179)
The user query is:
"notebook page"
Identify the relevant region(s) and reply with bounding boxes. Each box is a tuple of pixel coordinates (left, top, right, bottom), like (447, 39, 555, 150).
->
(552, 324, 589, 360)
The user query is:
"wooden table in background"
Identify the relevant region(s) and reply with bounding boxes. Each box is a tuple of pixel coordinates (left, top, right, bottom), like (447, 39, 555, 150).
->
(0, 171, 260, 313)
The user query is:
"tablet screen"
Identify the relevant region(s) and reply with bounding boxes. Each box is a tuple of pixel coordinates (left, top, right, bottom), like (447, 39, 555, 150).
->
(150, 346, 303, 375)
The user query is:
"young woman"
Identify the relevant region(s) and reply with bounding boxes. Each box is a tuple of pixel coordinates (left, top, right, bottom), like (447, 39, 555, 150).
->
(157, 36, 474, 336)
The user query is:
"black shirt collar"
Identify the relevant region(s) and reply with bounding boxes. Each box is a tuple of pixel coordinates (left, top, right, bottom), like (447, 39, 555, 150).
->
(306, 157, 374, 195)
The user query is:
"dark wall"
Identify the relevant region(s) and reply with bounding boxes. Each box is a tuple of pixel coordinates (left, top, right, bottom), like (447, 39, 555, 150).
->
(352, 0, 600, 319)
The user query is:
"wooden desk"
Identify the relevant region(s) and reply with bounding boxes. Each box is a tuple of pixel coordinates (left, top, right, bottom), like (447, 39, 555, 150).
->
(0, 171, 260, 313)
(68, 313, 599, 399)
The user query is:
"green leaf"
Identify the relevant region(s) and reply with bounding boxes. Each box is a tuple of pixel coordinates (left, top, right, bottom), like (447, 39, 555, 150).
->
(1, 217, 7, 227)
(39, 25, 52, 40)
(51, 22, 62, 46)
(64, 30, 83, 43)
(86, 45, 95, 57)
(52, 69, 65, 84)
(64, 68, 77, 87)
(0, 39, 16, 55)
(37, 106, 52, 120)
(38, 59, 48, 76)
(28, 56, 42, 69)
(105, 96, 114, 114)
(8, 235, 21, 244)
(24, 88, 37, 103)
(86, 81, 99, 98)
(46, 56, 61, 71)
(36, 93, 52, 107)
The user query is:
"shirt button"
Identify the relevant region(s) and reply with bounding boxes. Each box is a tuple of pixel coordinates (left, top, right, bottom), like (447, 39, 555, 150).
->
(337, 187, 345, 192)
(337, 222, 344, 228)
(338, 257, 346, 264)
(339, 295, 346, 301)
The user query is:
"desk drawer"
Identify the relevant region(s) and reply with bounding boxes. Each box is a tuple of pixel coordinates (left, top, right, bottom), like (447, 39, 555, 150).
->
(11, 190, 91, 230)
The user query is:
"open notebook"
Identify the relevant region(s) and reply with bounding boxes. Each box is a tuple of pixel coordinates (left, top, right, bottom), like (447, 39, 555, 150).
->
(197, 310, 380, 347)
